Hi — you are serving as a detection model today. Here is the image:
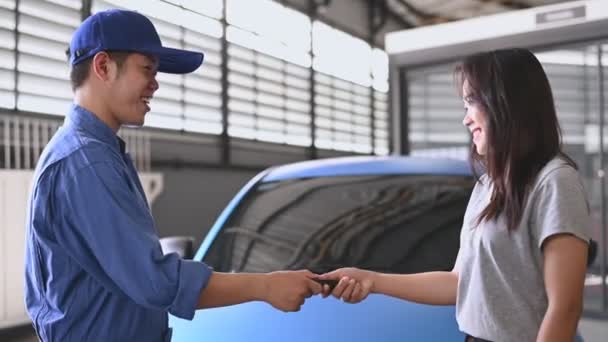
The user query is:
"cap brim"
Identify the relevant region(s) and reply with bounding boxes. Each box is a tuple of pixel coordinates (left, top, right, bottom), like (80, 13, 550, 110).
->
(141, 46, 204, 74)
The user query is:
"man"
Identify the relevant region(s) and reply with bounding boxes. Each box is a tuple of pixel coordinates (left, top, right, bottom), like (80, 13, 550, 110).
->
(24, 9, 322, 342)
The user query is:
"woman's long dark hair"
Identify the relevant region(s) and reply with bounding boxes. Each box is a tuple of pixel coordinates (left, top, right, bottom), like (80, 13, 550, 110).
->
(455, 48, 576, 231)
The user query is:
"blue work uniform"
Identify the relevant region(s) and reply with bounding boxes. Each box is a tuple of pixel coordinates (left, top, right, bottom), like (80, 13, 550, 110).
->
(24, 104, 212, 342)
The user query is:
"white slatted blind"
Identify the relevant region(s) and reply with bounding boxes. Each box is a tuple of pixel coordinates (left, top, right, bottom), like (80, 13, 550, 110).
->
(163, 0, 223, 20)
(312, 20, 389, 154)
(16, 0, 79, 116)
(374, 90, 389, 155)
(314, 72, 372, 153)
(372, 48, 389, 155)
(543, 62, 588, 145)
(226, 0, 312, 146)
(407, 64, 468, 150)
(0, 0, 15, 110)
(227, 41, 311, 145)
(184, 30, 223, 134)
(1, 0, 391, 156)
(95, 0, 223, 134)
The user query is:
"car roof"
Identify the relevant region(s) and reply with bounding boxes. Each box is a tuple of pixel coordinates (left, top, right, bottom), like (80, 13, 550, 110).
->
(262, 155, 472, 182)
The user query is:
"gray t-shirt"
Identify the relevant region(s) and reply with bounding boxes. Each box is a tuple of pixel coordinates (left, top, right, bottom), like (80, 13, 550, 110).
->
(454, 157, 591, 342)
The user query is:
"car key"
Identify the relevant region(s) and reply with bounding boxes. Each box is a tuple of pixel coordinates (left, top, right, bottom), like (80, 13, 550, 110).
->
(313, 279, 339, 292)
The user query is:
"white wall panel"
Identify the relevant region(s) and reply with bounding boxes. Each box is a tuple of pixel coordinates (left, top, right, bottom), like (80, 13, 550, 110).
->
(0, 171, 163, 329)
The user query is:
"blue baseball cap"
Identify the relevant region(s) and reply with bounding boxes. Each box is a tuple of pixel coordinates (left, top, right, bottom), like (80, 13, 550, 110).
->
(69, 9, 203, 74)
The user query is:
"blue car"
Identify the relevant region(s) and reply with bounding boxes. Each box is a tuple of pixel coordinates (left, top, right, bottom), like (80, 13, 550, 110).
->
(170, 156, 475, 341)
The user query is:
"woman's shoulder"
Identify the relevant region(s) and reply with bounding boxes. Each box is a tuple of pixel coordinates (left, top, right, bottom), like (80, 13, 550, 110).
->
(534, 155, 581, 190)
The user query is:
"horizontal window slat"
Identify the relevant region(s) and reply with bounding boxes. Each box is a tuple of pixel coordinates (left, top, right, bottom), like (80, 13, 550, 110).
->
(145, 113, 184, 130)
(0, 88, 15, 108)
(228, 84, 256, 101)
(228, 73, 255, 88)
(184, 83, 221, 103)
(0, 67, 13, 89)
(17, 93, 70, 115)
(18, 13, 74, 44)
(0, 6, 15, 30)
(184, 89, 222, 108)
(228, 99, 255, 113)
(18, 73, 71, 99)
(228, 58, 255, 75)
(257, 79, 284, 96)
(149, 17, 182, 41)
(148, 98, 183, 117)
(156, 72, 183, 86)
(18, 34, 68, 62)
(19, 0, 80, 27)
(285, 98, 309, 112)
(228, 112, 255, 127)
(184, 118, 222, 134)
(0, 48, 15, 69)
(257, 104, 284, 119)
(154, 83, 182, 102)
(192, 63, 221, 79)
(18, 50, 69, 79)
(184, 103, 222, 122)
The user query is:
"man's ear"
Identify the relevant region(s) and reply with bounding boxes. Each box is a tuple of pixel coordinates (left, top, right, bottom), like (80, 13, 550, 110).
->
(91, 52, 114, 82)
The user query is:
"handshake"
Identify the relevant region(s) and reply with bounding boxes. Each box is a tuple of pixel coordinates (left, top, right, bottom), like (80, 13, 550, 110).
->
(261, 267, 374, 312)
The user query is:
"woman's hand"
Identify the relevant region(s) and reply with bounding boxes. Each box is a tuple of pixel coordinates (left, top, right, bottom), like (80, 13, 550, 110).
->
(317, 267, 375, 304)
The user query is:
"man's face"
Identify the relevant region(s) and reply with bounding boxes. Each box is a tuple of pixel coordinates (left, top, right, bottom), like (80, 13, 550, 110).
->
(106, 53, 159, 128)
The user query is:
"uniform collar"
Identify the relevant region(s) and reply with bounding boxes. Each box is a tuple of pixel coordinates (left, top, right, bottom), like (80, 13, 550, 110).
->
(66, 104, 126, 154)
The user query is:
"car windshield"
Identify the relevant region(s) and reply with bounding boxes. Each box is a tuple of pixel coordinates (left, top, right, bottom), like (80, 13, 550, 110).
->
(203, 174, 474, 274)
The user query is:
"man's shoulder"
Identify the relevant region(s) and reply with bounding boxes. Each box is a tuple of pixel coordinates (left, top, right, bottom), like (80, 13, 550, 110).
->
(35, 127, 121, 181)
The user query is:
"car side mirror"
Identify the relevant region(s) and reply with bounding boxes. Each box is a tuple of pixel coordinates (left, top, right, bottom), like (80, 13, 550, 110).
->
(588, 239, 597, 267)
(160, 236, 195, 259)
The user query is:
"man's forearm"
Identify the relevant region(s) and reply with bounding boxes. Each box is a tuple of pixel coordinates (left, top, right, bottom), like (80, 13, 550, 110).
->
(196, 272, 267, 309)
(373, 271, 458, 305)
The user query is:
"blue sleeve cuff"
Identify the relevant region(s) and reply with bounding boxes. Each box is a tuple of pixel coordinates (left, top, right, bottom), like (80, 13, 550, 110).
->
(169, 260, 212, 320)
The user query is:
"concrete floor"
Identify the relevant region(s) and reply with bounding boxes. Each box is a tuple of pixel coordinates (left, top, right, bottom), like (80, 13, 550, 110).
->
(579, 318, 608, 342)
(1, 325, 37, 342)
(1, 317, 607, 341)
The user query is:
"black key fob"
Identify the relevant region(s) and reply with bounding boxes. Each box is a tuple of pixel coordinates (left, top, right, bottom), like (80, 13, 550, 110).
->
(313, 279, 339, 292)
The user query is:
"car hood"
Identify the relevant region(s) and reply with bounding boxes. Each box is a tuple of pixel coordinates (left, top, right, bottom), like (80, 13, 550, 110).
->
(170, 294, 463, 341)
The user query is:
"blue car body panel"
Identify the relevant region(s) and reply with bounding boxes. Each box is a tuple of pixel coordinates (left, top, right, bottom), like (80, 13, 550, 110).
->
(170, 295, 462, 341)
(262, 156, 472, 182)
(171, 156, 472, 341)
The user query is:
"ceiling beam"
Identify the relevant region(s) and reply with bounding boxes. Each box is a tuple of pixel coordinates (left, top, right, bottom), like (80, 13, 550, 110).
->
(396, 0, 436, 21)
(381, 0, 416, 29)
(393, 0, 456, 26)
(477, 0, 531, 10)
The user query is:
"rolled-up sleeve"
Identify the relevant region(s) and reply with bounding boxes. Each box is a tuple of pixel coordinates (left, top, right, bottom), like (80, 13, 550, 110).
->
(54, 160, 211, 320)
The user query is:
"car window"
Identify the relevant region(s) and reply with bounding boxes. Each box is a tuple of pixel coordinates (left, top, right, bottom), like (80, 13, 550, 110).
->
(203, 174, 474, 274)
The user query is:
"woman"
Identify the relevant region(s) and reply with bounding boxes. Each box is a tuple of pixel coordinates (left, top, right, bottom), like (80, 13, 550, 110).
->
(318, 48, 591, 342)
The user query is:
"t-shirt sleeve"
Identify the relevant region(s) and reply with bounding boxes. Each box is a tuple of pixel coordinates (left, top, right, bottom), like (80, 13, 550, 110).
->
(531, 166, 591, 249)
(453, 248, 463, 273)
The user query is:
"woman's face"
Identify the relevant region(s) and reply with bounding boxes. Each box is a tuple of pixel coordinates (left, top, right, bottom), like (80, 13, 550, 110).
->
(462, 79, 488, 156)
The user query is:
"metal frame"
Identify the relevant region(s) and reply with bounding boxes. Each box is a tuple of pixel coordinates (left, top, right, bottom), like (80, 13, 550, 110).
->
(598, 43, 607, 312)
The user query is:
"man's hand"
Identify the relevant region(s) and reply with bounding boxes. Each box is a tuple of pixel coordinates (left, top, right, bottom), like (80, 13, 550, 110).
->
(262, 270, 322, 312)
(317, 267, 375, 304)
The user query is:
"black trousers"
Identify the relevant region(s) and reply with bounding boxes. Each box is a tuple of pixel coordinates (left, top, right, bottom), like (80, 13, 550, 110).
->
(465, 334, 493, 342)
